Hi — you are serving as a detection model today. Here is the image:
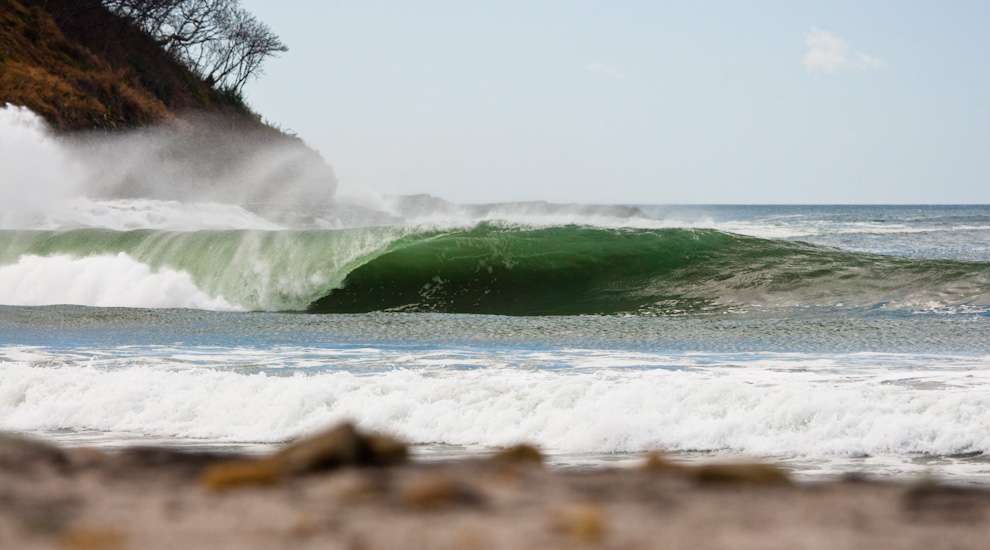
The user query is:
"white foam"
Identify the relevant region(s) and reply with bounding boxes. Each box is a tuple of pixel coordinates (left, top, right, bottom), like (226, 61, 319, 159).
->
(0, 254, 239, 310)
(1, 347, 988, 459)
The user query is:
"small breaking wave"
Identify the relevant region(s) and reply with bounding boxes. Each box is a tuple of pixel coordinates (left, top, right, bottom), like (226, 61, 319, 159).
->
(1, 348, 989, 458)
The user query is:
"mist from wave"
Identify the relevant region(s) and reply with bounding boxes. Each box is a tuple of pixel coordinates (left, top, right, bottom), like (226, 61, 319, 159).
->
(0, 104, 339, 231)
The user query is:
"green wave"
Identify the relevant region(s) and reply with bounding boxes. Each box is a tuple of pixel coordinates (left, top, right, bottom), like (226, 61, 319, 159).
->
(311, 224, 990, 315)
(2, 224, 989, 314)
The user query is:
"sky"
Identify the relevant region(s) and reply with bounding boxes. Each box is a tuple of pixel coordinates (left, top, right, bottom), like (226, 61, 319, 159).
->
(240, 1, 990, 204)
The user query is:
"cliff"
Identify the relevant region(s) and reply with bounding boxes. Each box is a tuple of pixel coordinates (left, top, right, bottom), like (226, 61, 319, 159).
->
(0, 0, 259, 131)
(0, 0, 339, 213)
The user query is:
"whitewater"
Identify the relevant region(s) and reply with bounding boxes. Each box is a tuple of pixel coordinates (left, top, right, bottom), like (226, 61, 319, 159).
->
(2, 104, 990, 481)
(3, 345, 990, 470)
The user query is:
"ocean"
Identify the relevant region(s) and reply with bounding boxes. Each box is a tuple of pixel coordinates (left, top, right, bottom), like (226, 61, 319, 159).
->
(1, 202, 989, 483)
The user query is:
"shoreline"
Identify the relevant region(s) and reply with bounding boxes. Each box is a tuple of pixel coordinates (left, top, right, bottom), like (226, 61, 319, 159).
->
(26, 436, 990, 487)
(3, 424, 989, 549)
(22, 425, 990, 485)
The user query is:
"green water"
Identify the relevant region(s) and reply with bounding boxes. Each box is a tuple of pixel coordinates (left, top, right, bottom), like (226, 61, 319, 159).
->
(2, 223, 989, 315)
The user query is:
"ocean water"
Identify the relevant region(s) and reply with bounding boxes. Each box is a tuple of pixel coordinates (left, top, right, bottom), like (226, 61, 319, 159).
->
(1, 200, 990, 483)
(3, 100, 990, 482)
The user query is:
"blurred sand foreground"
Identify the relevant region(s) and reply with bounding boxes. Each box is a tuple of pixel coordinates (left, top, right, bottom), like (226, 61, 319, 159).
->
(0, 423, 987, 550)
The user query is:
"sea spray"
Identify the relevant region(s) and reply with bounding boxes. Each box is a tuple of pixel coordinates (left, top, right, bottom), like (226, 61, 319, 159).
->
(0, 105, 84, 228)
(0, 105, 338, 229)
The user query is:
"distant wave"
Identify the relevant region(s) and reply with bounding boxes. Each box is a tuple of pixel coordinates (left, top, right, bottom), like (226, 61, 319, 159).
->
(1, 223, 989, 314)
(2, 198, 286, 232)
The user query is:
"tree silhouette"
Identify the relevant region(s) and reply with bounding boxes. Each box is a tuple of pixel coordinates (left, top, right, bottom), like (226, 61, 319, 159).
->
(102, 0, 287, 93)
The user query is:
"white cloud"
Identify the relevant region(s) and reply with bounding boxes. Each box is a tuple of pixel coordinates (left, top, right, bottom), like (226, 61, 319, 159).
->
(802, 29, 883, 74)
(585, 62, 625, 80)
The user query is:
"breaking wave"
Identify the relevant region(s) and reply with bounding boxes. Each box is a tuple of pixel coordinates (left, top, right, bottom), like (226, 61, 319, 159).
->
(1, 224, 989, 314)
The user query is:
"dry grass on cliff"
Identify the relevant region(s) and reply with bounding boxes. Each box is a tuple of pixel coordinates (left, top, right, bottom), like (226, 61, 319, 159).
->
(0, 0, 247, 131)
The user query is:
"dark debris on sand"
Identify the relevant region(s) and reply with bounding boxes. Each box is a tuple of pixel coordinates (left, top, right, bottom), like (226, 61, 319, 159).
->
(0, 424, 988, 549)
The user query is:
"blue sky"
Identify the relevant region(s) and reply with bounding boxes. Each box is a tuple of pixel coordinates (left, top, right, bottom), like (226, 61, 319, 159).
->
(241, 1, 989, 204)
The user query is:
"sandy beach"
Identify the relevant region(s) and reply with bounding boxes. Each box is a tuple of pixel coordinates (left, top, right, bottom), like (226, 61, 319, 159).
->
(2, 424, 988, 550)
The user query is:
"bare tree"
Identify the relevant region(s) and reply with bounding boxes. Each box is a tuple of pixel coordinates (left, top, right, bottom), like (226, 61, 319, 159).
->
(181, 5, 287, 92)
(103, 0, 183, 34)
(102, 0, 287, 94)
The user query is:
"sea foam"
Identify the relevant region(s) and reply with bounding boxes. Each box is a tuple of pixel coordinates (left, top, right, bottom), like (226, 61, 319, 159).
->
(0, 253, 238, 310)
(1, 348, 988, 458)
